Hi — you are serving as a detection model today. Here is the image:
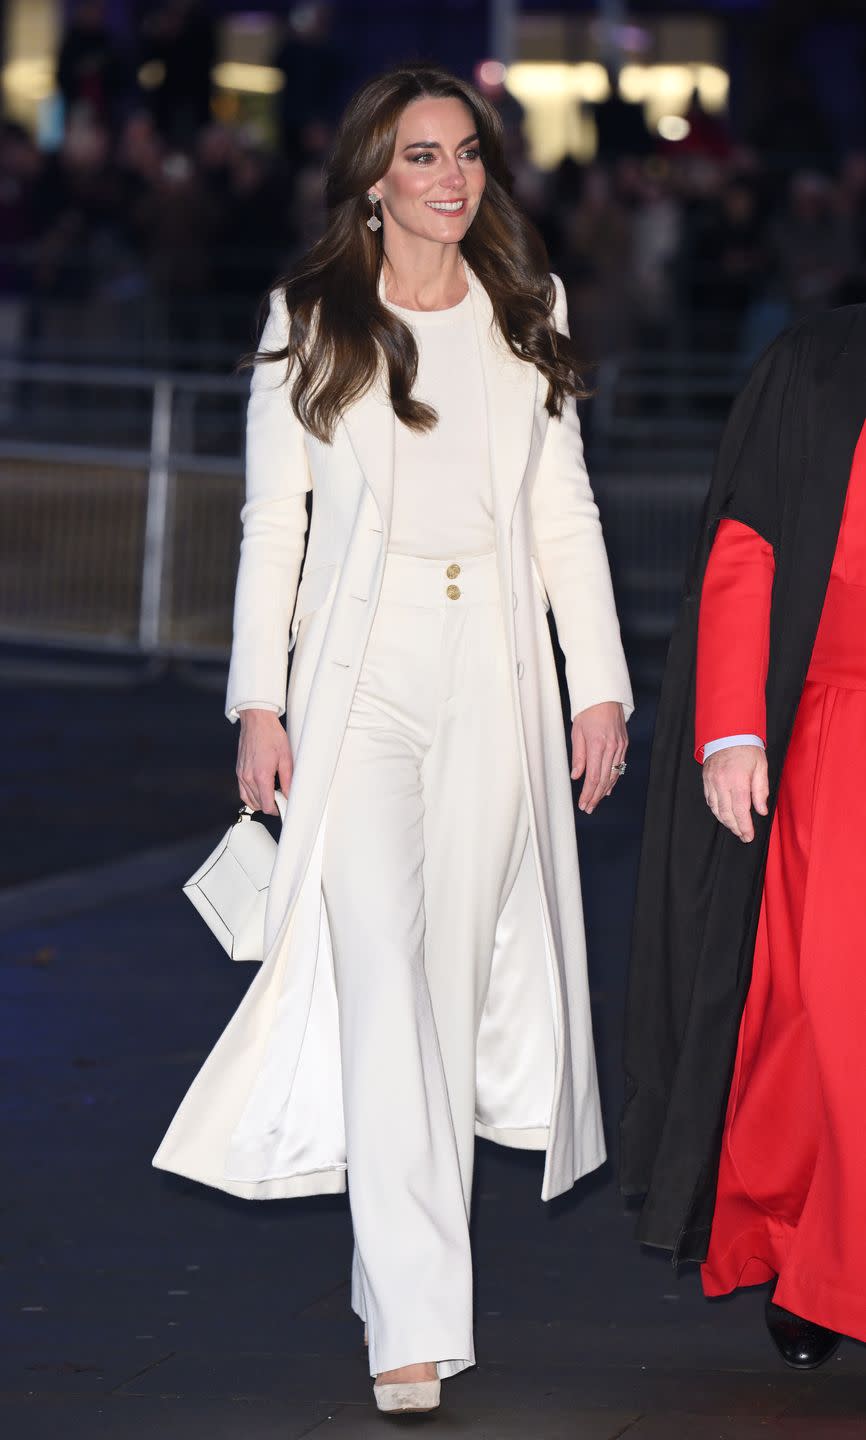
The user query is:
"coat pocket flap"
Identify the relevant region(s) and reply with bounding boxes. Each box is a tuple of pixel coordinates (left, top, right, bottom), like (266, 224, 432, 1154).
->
(290, 563, 338, 646)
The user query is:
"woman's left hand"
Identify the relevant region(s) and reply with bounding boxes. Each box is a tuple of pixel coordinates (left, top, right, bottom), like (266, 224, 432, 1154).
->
(571, 701, 628, 814)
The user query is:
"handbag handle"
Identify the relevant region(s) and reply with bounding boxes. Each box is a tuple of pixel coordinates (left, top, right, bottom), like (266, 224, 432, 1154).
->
(238, 790, 287, 824)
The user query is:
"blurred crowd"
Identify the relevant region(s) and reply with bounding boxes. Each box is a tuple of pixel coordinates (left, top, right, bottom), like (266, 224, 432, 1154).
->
(542, 146, 866, 365)
(0, 106, 333, 363)
(1, 0, 866, 369)
(0, 0, 342, 365)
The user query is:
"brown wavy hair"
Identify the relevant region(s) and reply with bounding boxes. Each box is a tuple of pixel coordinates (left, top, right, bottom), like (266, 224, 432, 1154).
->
(254, 64, 586, 443)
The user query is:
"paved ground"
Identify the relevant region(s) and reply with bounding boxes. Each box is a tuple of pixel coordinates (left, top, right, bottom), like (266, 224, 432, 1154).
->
(2, 658, 865, 1438)
(0, 652, 237, 888)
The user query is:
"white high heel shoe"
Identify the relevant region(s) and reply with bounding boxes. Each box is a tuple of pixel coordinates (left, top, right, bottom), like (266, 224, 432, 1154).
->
(373, 1378, 441, 1414)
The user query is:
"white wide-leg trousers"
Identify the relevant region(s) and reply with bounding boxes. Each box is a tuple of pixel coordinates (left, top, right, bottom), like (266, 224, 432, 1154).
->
(321, 551, 528, 1380)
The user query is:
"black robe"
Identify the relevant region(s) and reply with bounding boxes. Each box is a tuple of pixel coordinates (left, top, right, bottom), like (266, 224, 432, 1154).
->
(620, 304, 866, 1263)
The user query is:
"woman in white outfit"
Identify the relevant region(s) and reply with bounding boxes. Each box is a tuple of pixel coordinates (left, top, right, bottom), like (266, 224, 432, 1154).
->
(153, 65, 632, 1415)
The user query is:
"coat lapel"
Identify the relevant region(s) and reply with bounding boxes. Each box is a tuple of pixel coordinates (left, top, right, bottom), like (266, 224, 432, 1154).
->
(341, 374, 395, 537)
(467, 268, 540, 528)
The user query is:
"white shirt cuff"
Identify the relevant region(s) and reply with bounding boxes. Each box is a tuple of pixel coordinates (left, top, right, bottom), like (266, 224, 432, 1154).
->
(702, 734, 765, 760)
(235, 702, 281, 714)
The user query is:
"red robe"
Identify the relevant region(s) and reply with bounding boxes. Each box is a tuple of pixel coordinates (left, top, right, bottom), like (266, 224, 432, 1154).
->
(696, 418, 866, 1340)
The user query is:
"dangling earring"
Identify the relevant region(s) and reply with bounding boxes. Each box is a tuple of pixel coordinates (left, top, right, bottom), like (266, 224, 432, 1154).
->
(366, 193, 382, 232)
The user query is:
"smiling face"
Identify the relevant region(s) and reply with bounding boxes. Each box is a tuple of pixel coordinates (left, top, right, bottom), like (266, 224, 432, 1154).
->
(371, 95, 486, 246)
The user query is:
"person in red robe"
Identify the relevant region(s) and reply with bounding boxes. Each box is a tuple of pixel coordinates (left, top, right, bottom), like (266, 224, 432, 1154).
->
(621, 306, 866, 1371)
(696, 422, 866, 1365)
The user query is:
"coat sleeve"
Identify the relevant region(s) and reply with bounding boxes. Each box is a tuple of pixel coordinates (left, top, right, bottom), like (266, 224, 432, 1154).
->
(530, 273, 634, 721)
(695, 518, 775, 761)
(225, 291, 311, 723)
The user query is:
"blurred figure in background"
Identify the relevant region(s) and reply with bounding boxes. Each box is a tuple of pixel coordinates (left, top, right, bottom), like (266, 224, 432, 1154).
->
(112, 111, 165, 314)
(286, 117, 333, 258)
(473, 63, 526, 139)
(501, 117, 550, 242)
(139, 0, 216, 145)
(272, 3, 345, 174)
(622, 160, 682, 350)
(770, 170, 855, 320)
(687, 172, 769, 352)
(195, 124, 235, 215)
(116, 110, 165, 194)
(137, 148, 220, 361)
(32, 118, 124, 354)
(219, 139, 293, 301)
(837, 150, 866, 302)
(675, 87, 733, 164)
(748, 51, 833, 175)
(591, 70, 652, 165)
(0, 123, 44, 418)
(57, 0, 127, 130)
(557, 163, 635, 362)
(34, 118, 119, 291)
(0, 123, 43, 327)
(839, 150, 866, 246)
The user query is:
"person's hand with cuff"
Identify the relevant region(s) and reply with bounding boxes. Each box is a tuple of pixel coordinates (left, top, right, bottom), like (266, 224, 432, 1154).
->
(702, 742, 768, 843)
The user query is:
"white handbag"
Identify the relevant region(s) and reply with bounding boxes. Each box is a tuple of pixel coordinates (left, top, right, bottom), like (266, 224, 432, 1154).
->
(183, 793, 286, 962)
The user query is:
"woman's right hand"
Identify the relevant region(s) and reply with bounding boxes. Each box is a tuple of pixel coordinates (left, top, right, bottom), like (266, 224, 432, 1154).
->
(237, 709, 293, 816)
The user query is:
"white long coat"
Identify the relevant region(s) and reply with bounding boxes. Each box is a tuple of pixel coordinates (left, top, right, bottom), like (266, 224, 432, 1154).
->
(154, 269, 633, 1202)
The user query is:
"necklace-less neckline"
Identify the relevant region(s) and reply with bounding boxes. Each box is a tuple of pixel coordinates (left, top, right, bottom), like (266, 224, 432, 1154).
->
(385, 288, 472, 325)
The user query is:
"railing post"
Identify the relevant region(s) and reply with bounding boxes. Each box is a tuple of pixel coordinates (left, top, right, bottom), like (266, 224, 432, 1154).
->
(139, 376, 174, 651)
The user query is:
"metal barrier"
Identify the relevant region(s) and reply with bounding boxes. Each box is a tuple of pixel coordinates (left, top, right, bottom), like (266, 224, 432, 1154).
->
(0, 358, 729, 661)
(589, 352, 744, 463)
(0, 362, 247, 655)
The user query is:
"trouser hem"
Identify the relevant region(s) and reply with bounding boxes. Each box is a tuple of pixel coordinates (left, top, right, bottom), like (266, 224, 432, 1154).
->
(367, 1340, 476, 1380)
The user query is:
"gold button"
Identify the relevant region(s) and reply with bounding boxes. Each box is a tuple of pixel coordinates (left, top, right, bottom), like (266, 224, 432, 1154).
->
(446, 584, 461, 600)
(446, 563, 461, 580)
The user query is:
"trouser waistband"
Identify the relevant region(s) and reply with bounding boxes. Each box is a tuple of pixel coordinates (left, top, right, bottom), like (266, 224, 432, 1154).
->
(379, 551, 500, 608)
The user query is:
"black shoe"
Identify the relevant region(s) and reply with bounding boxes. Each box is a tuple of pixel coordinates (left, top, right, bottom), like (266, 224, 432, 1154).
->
(765, 1297, 841, 1370)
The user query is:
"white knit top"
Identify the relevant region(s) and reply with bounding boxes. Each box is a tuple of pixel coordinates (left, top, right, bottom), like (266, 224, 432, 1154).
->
(386, 290, 494, 559)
